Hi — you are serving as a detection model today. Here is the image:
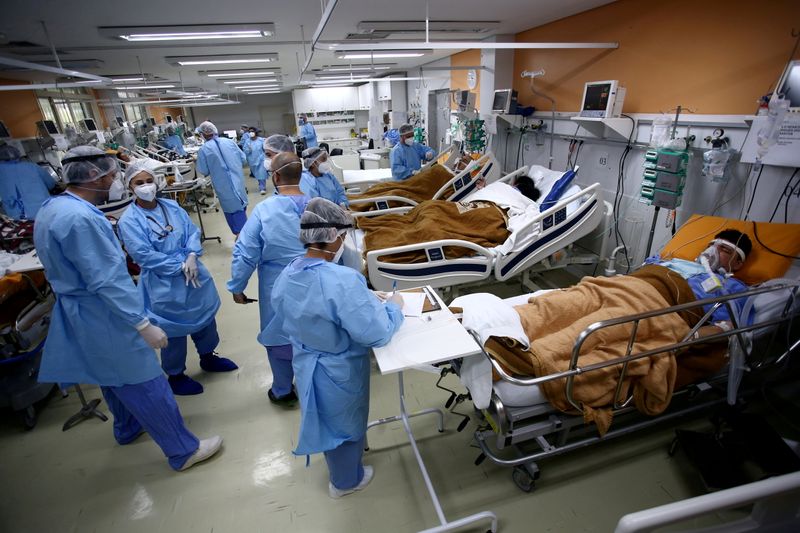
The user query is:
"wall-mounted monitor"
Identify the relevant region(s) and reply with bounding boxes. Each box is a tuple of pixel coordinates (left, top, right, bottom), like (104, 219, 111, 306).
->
(80, 118, 98, 131)
(492, 89, 518, 114)
(0, 120, 10, 138)
(455, 90, 476, 111)
(579, 80, 626, 119)
(115, 116, 125, 127)
(148, 117, 156, 126)
(165, 115, 173, 123)
(777, 59, 800, 111)
(36, 120, 60, 135)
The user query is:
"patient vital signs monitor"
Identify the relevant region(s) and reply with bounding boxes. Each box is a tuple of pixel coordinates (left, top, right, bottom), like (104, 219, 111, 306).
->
(579, 80, 626, 118)
(492, 89, 519, 114)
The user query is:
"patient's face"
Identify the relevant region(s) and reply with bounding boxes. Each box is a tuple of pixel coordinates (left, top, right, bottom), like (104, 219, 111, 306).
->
(714, 242, 744, 272)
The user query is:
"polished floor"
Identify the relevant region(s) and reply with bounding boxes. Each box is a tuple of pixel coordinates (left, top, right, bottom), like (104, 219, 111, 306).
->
(0, 178, 760, 532)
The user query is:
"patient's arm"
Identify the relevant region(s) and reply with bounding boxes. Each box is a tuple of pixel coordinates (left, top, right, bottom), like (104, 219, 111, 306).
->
(690, 321, 732, 343)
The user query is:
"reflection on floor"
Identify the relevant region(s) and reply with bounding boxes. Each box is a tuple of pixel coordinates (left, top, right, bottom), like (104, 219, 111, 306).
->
(2, 178, 793, 532)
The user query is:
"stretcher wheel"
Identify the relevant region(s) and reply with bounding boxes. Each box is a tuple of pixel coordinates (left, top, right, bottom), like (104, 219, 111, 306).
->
(19, 406, 37, 430)
(512, 465, 536, 493)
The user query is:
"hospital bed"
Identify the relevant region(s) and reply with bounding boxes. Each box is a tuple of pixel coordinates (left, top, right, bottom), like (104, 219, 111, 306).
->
(347, 152, 503, 213)
(342, 170, 609, 293)
(435, 222, 800, 491)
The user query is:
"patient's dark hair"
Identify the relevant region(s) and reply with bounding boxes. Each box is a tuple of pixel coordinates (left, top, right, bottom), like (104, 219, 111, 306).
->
(715, 229, 752, 259)
(514, 175, 541, 202)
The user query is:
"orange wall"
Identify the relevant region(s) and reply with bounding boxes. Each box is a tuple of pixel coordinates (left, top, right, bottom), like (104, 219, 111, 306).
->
(0, 79, 43, 137)
(147, 105, 184, 123)
(450, 49, 481, 110)
(512, 0, 800, 114)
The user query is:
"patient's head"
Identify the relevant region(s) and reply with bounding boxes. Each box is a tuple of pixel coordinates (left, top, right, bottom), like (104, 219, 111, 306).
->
(514, 175, 541, 202)
(699, 229, 752, 273)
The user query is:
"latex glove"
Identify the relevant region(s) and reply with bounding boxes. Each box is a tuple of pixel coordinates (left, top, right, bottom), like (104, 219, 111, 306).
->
(138, 323, 168, 349)
(425, 152, 434, 161)
(182, 253, 198, 287)
(373, 290, 390, 302)
(387, 292, 404, 309)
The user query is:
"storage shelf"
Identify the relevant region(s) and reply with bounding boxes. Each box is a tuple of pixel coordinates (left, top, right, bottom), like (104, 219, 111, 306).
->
(570, 116, 635, 142)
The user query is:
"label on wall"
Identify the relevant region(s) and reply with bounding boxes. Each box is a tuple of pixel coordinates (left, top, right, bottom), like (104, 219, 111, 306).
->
(740, 115, 800, 167)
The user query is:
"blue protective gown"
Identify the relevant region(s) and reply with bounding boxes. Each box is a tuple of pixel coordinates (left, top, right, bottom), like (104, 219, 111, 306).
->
(390, 142, 436, 181)
(299, 169, 349, 207)
(196, 136, 249, 214)
(299, 122, 318, 148)
(271, 257, 403, 455)
(33, 193, 163, 386)
(0, 160, 56, 220)
(244, 136, 268, 186)
(162, 134, 187, 157)
(118, 198, 221, 338)
(227, 194, 310, 346)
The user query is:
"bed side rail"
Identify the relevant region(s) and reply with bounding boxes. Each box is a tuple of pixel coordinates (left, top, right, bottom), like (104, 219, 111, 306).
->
(433, 154, 492, 201)
(481, 281, 800, 412)
(349, 196, 418, 218)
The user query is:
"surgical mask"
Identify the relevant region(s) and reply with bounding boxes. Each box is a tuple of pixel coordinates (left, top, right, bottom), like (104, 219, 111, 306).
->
(317, 161, 332, 174)
(698, 245, 724, 274)
(249, 132, 256, 138)
(309, 235, 345, 263)
(298, 119, 305, 125)
(134, 183, 157, 202)
(108, 179, 125, 201)
(404, 137, 414, 146)
(264, 157, 272, 171)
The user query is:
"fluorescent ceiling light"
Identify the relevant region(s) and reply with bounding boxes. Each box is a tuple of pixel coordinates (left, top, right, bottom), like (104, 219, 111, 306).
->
(204, 69, 280, 78)
(181, 94, 219, 99)
(167, 54, 278, 67)
(116, 84, 175, 90)
(234, 84, 280, 89)
(315, 74, 370, 80)
(356, 20, 500, 34)
(223, 79, 277, 84)
(336, 52, 428, 59)
(99, 24, 275, 41)
(321, 65, 391, 72)
(329, 42, 619, 51)
(242, 90, 281, 94)
(111, 77, 146, 83)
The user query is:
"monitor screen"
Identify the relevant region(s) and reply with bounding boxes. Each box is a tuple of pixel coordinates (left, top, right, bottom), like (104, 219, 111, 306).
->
(582, 82, 613, 113)
(115, 116, 125, 127)
(0, 120, 9, 138)
(166, 115, 173, 123)
(148, 117, 156, 126)
(492, 90, 510, 113)
(82, 118, 98, 131)
(778, 60, 800, 110)
(41, 120, 59, 135)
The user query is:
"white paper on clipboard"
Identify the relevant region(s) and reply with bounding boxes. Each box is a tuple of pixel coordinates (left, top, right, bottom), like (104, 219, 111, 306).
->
(400, 292, 426, 317)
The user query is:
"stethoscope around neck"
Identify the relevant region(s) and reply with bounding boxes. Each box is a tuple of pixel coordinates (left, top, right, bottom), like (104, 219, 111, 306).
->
(143, 200, 174, 239)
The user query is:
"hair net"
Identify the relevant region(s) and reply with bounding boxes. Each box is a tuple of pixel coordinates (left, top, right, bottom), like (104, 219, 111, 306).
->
(61, 146, 118, 184)
(302, 146, 328, 169)
(198, 121, 218, 136)
(166, 126, 175, 135)
(383, 129, 400, 147)
(299, 198, 354, 245)
(123, 160, 159, 187)
(398, 123, 414, 136)
(241, 123, 249, 129)
(264, 134, 294, 155)
(0, 144, 21, 161)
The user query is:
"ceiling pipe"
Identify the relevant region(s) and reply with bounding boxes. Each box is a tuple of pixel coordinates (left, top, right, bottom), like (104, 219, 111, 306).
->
(299, 0, 339, 81)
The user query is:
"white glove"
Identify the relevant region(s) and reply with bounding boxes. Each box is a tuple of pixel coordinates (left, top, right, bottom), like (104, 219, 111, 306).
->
(138, 323, 168, 349)
(387, 292, 404, 309)
(425, 152, 434, 161)
(182, 253, 199, 287)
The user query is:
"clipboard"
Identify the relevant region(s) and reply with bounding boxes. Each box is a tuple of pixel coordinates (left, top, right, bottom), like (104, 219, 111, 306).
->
(400, 287, 442, 313)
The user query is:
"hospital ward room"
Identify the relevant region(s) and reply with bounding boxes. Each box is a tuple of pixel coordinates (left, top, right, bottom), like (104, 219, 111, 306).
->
(2, 1, 800, 532)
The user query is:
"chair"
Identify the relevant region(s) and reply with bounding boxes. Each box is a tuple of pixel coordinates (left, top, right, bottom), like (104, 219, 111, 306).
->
(330, 148, 344, 156)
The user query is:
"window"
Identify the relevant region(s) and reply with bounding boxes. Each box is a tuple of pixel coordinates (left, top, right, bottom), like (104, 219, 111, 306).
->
(36, 88, 99, 133)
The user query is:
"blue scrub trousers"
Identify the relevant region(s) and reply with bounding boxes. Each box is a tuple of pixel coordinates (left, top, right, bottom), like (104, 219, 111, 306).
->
(101, 375, 200, 470)
(266, 344, 293, 397)
(223, 209, 248, 234)
(324, 435, 366, 490)
(161, 319, 220, 376)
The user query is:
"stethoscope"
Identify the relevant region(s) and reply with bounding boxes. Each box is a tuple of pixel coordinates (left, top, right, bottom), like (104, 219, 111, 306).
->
(144, 200, 174, 239)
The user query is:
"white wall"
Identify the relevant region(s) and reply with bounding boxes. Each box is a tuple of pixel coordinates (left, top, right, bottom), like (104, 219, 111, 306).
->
(190, 93, 294, 137)
(491, 112, 799, 269)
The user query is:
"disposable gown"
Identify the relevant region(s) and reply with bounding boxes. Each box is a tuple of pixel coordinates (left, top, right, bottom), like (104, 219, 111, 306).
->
(196, 136, 248, 214)
(162, 134, 187, 157)
(118, 198, 221, 337)
(33, 193, 162, 386)
(299, 170, 349, 206)
(271, 257, 403, 455)
(0, 160, 56, 220)
(390, 142, 435, 180)
(299, 122, 318, 148)
(227, 194, 310, 346)
(244, 136, 268, 185)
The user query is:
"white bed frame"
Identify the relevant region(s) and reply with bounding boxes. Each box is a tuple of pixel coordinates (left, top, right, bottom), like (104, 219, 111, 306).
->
(363, 180, 608, 291)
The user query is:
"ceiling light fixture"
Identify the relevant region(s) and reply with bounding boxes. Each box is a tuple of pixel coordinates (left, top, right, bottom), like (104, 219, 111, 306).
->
(335, 52, 429, 59)
(241, 90, 281, 94)
(315, 74, 370, 80)
(329, 41, 619, 52)
(204, 69, 280, 78)
(110, 77, 146, 83)
(99, 24, 275, 42)
(234, 84, 281, 89)
(115, 84, 175, 90)
(321, 65, 391, 72)
(167, 54, 278, 67)
(223, 79, 278, 84)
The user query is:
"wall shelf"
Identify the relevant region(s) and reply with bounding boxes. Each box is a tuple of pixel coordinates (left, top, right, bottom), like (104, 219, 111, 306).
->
(570, 116, 635, 142)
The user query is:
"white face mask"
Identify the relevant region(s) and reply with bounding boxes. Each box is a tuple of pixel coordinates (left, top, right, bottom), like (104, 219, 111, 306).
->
(317, 161, 332, 174)
(404, 137, 414, 146)
(263, 157, 272, 171)
(134, 183, 157, 202)
(108, 179, 125, 201)
(249, 132, 256, 138)
(698, 245, 723, 274)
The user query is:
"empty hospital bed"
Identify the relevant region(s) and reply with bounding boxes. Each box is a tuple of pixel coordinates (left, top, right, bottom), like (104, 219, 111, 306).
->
(438, 217, 800, 492)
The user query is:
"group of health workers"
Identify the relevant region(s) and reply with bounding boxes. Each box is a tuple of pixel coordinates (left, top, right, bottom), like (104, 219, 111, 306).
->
(31, 138, 407, 497)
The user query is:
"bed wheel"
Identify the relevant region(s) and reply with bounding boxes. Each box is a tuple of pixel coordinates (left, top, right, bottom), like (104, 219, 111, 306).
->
(474, 453, 486, 466)
(512, 465, 537, 493)
(19, 406, 37, 431)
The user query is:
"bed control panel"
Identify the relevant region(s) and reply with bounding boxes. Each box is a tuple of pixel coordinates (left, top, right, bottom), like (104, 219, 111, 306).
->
(426, 247, 445, 261)
(542, 207, 568, 230)
(453, 176, 470, 190)
(375, 200, 389, 210)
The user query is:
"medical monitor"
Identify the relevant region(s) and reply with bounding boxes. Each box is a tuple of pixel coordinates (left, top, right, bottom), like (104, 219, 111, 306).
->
(455, 90, 476, 112)
(777, 59, 800, 111)
(579, 80, 626, 118)
(36, 120, 59, 135)
(115, 116, 125, 127)
(148, 117, 157, 126)
(80, 118, 98, 131)
(0, 120, 11, 138)
(492, 89, 518, 114)
(165, 115, 173, 123)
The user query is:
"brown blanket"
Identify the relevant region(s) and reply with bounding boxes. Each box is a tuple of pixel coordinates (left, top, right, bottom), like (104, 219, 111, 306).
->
(357, 200, 510, 263)
(348, 165, 456, 212)
(485, 275, 691, 435)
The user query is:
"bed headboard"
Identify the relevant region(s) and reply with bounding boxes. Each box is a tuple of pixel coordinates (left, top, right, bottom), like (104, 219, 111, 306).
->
(660, 215, 800, 285)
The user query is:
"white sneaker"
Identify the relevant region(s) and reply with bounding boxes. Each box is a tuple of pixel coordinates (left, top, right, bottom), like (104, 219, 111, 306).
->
(179, 435, 223, 471)
(260, 190, 267, 195)
(328, 465, 374, 499)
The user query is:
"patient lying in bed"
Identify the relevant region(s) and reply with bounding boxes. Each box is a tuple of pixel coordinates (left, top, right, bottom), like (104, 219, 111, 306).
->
(480, 229, 755, 435)
(357, 177, 541, 263)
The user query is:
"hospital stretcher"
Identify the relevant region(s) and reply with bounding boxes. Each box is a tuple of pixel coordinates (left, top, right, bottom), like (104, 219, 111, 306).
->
(440, 279, 800, 492)
(346, 152, 501, 206)
(343, 171, 610, 293)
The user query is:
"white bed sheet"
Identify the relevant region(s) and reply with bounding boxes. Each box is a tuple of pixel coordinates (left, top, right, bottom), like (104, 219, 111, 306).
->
(343, 168, 393, 184)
